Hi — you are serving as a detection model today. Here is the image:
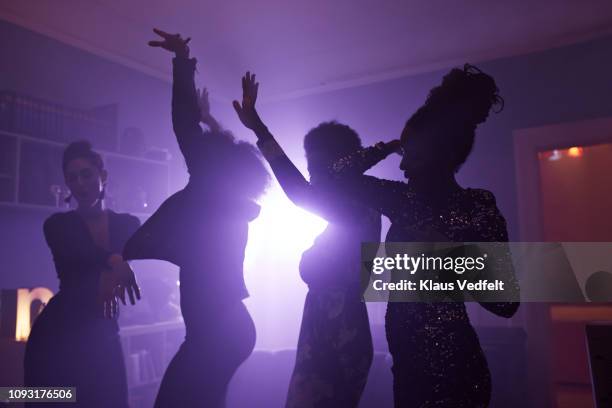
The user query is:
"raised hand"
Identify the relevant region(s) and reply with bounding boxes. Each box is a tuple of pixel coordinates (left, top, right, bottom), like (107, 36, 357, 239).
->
(148, 28, 190, 58)
(233, 71, 265, 132)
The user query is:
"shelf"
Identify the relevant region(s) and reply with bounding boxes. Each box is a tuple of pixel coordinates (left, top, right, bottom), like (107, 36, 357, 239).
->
(0, 201, 61, 213)
(0, 129, 169, 165)
(0, 202, 155, 218)
(0, 129, 170, 217)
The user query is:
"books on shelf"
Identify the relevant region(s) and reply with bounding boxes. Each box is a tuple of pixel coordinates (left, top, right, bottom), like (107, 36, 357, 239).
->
(0, 90, 118, 151)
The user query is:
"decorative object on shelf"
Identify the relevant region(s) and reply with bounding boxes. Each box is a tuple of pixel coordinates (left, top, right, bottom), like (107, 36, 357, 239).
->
(49, 184, 67, 208)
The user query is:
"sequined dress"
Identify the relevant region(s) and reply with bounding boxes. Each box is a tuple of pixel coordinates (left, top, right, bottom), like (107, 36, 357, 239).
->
(331, 144, 520, 408)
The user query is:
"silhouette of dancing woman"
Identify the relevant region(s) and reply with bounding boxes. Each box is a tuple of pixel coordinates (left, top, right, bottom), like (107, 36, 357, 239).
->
(24, 141, 141, 408)
(123, 30, 270, 408)
(329, 65, 520, 407)
(234, 73, 380, 407)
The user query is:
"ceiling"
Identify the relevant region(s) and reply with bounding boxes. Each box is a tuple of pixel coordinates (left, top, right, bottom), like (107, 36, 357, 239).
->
(3, 0, 612, 102)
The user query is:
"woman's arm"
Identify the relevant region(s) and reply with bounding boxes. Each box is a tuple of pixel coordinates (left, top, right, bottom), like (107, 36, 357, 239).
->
(471, 190, 520, 317)
(256, 130, 367, 223)
(254, 132, 314, 209)
(331, 140, 400, 177)
(233, 71, 405, 220)
(232, 73, 310, 206)
(233, 72, 359, 223)
(327, 143, 407, 218)
(171, 56, 202, 163)
(149, 29, 215, 172)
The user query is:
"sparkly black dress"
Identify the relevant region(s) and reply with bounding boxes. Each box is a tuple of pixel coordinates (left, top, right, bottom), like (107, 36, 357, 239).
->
(331, 144, 520, 408)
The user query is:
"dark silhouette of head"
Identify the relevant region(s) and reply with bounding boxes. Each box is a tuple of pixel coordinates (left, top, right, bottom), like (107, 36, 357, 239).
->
(585, 271, 612, 302)
(304, 121, 363, 184)
(197, 129, 270, 201)
(62, 140, 107, 208)
(400, 64, 504, 179)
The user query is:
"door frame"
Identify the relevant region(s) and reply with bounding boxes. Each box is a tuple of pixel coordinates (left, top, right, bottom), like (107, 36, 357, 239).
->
(514, 116, 612, 408)
(514, 116, 612, 242)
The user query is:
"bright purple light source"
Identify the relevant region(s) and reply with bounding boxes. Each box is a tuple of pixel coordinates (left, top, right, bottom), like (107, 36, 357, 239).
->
(243, 186, 327, 350)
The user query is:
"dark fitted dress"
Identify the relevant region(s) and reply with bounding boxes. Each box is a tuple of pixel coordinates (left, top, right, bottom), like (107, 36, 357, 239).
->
(256, 137, 381, 407)
(123, 57, 259, 408)
(24, 210, 140, 408)
(330, 144, 520, 408)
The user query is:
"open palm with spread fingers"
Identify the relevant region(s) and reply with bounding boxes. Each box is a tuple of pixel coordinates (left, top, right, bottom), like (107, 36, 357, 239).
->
(148, 28, 190, 58)
(233, 72, 265, 132)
